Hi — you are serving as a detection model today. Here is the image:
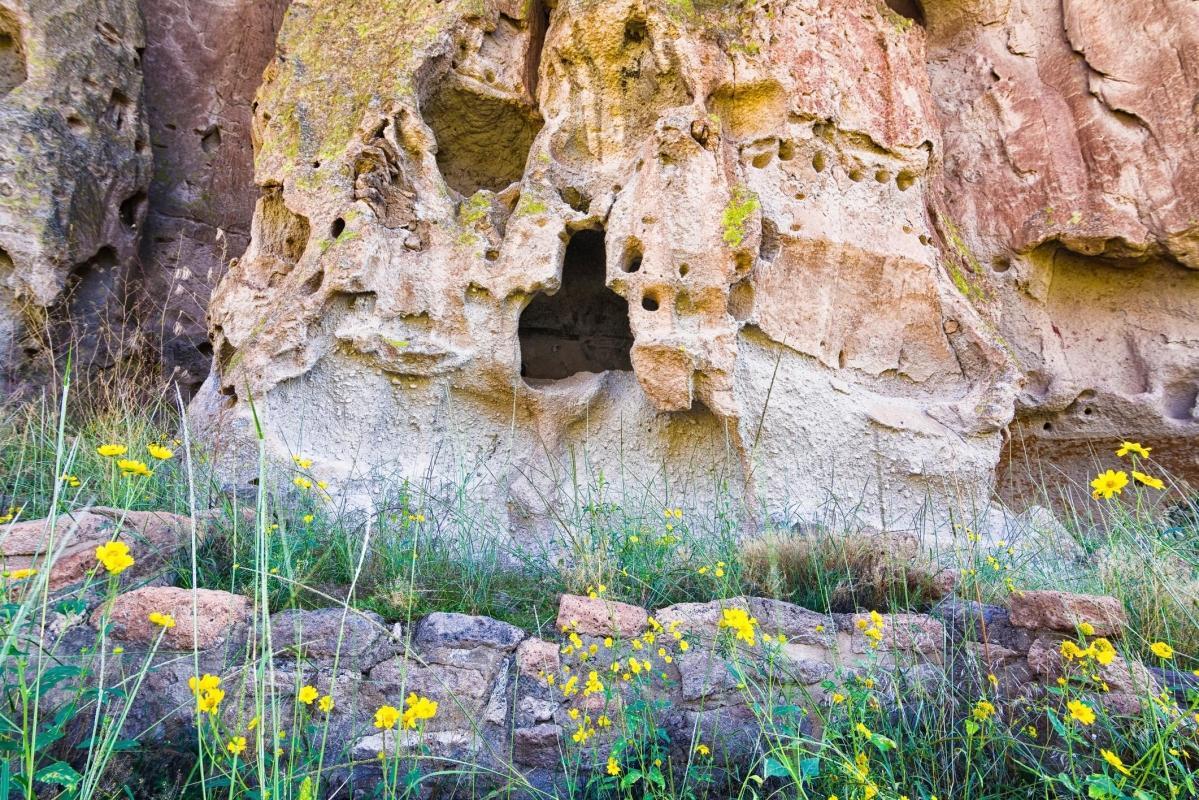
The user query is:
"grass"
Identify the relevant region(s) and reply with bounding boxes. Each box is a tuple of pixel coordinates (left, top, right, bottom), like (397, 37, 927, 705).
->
(0, 374, 1197, 799)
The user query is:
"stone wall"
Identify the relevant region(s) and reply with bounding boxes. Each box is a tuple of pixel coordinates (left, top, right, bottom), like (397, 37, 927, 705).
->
(24, 513, 1177, 798)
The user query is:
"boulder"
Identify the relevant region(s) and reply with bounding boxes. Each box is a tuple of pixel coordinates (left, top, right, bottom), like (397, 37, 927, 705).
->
(557, 595, 648, 639)
(270, 607, 398, 672)
(95, 586, 250, 650)
(2, 507, 191, 590)
(1008, 591, 1128, 637)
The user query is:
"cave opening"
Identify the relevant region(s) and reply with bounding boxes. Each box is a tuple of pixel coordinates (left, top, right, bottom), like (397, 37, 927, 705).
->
(519, 228, 633, 382)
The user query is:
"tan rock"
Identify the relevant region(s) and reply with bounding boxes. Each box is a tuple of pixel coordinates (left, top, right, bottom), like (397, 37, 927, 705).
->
(1, 507, 192, 590)
(197, 0, 1019, 535)
(848, 612, 946, 657)
(1008, 591, 1127, 637)
(556, 595, 647, 639)
(516, 637, 560, 678)
(95, 586, 250, 650)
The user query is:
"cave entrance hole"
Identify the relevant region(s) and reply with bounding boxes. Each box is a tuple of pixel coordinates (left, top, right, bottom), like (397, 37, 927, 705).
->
(519, 228, 633, 382)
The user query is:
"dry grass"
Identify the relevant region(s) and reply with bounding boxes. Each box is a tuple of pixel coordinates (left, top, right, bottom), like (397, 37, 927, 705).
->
(742, 527, 954, 613)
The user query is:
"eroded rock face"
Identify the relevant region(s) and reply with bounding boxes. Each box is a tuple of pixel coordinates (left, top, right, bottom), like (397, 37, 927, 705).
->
(135, 0, 290, 390)
(0, 0, 150, 391)
(201, 0, 1022, 532)
(919, 0, 1199, 498)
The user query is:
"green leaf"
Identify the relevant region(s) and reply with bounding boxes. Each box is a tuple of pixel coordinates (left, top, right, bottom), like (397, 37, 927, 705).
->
(620, 769, 643, 789)
(964, 719, 980, 737)
(763, 757, 792, 779)
(34, 761, 82, 789)
(37, 665, 84, 693)
(800, 757, 821, 779)
(870, 733, 897, 751)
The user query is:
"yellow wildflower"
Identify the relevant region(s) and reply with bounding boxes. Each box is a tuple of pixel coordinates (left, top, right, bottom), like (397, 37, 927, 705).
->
(401, 692, 438, 728)
(695, 743, 711, 756)
(61, 474, 81, 487)
(147, 443, 174, 460)
(117, 459, 153, 478)
(197, 688, 225, 714)
(95, 540, 135, 575)
(1132, 470, 1165, 490)
(97, 444, 127, 457)
(1090, 469, 1128, 500)
(5, 568, 37, 580)
(1100, 749, 1131, 776)
(227, 736, 246, 756)
(1067, 699, 1096, 725)
(972, 700, 996, 721)
(1060, 640, 1087, 660)
(1116, 442, 1150, 458)
(1150, 641, 1174, 659)
(607, 757, 620, 776)
(374, 705, 400, 730)
(1078, 622, 1095, 636)
(719, 607, 758, 646)
(1090, 638, 1116, 666)
(148, 611, 176, 629)
(298, 685, 319, 705)
(293, 476, 313, 490)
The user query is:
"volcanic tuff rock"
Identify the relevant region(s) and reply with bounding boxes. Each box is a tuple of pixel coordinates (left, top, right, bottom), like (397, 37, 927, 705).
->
(199, 0, 1033, 532)
(0, 0, 1196, 527)
(0, 0, 150, 390)
(135, 0, 290, 389)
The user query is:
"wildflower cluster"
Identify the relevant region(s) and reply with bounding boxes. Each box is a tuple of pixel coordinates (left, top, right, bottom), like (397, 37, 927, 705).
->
(374, 693, 438, 731)
(855, 610, 885, 648)
(95, 540, 135, 575)
(719, 607, 759, 647)
(1090, 441, 1165, 499)
(190, 674, 225, 714)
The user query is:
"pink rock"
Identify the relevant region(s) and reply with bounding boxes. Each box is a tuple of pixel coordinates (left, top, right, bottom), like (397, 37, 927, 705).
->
(1008, 591, 1127, 637)
(2, 507, 192, 590)
(95, 586, 250, 650)
(556, 595, 648, 639)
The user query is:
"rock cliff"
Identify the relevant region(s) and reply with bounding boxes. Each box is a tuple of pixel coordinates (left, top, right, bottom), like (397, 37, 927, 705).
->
(1, 0, 1197, 528)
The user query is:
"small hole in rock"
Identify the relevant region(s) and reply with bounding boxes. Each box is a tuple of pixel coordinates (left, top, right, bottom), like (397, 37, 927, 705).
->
(896, 171, 916, 191)
(778, 140, 794, 160)
(752, 151, 773, 169)
(1042, 421, 1053, 432)
(119, 191, 147, 228)
(992, 256, 1011, 273)
(874, 169, 890, 183)
(812, 152, 827, 172)
(678, 263, 689, 277)
(485, 248, 500, 261)
(848, 168, 864, 182)
(622, 241, 643, 273)
(331, 217, 346, 238)
(200, 125, 222, 154)
(623, 19, 648, 46)
(641, 294, 659, 312)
